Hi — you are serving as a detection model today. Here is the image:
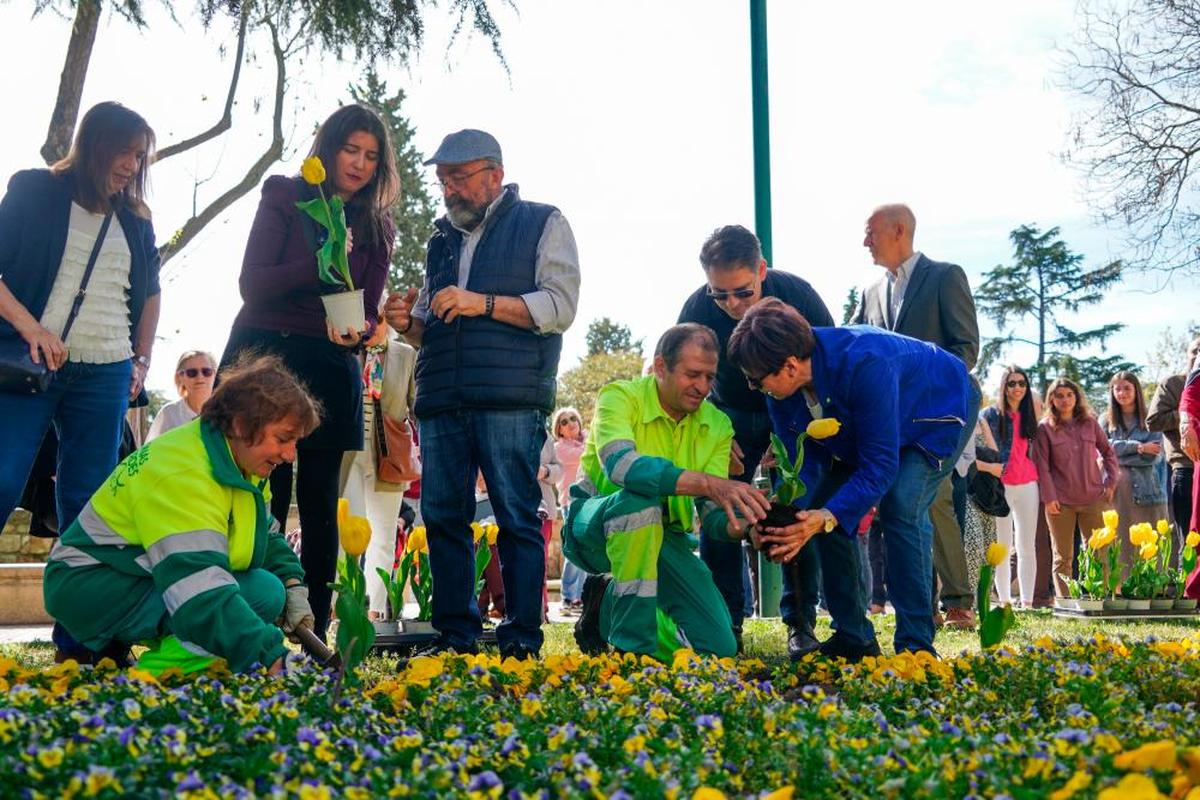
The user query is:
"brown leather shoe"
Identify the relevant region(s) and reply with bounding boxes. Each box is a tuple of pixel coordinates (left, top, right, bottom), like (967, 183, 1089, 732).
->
(932, 611, 945, 628)
(944, 607, 976, 630)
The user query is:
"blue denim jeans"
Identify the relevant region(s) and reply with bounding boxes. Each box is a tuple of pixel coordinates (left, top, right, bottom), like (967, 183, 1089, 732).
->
(0, 359, 133, 529)
(701, 404, 771, 629)
(560, 559, 587, 603)
(419, 408, 547, 653)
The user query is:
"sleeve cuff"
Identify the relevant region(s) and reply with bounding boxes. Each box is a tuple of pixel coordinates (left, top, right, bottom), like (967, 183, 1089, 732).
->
(520, 290, 558, 334)
(659, 464, 686, 497)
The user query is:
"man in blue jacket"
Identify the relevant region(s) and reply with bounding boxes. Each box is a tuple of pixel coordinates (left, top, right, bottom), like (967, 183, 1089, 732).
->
(727, 298, 977, 656)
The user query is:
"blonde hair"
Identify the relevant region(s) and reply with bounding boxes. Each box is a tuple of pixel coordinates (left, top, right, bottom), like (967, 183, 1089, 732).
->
(173, 350, 216, 395)
(552, 407, 585, 442)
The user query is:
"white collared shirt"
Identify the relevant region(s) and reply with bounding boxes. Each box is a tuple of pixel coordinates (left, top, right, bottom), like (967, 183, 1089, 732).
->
(885, 251, 922, 329)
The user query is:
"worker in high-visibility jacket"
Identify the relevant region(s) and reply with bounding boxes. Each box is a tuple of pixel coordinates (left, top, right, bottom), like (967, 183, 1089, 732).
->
(564, 324, 770, 660)
(44, 354, 322, 675)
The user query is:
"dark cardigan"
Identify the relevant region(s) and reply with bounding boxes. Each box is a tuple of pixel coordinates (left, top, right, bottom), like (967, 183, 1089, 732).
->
(0, 169, 160, 343)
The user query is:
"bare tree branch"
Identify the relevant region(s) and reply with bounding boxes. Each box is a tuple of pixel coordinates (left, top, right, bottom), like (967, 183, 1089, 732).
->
(39, 0, 101, 164)
(154, 6, 250, 162)
(157, 16, 287, 266)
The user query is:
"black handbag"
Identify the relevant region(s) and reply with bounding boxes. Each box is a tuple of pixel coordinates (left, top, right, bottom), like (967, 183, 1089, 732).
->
(0, 212, 113, 394)
(967, 464, 1010, 517)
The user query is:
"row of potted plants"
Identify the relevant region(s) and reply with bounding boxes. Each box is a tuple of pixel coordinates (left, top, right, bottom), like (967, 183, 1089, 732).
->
(1059, 511, 1199, 612)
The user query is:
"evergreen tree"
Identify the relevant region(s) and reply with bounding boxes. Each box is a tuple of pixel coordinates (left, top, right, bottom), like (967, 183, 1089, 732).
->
(975, 224, 1132, 391)
(841, 287, 859, 325)
(556, 351, 645, 425)
(585, 317, 642, 357)
(349, 69, 438, 292)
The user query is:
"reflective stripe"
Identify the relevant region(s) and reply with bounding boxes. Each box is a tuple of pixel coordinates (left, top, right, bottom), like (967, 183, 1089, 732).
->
(603, 506, 662, 536)
(599, 438, 636, 464)
(178, 639, 216, 658)
(611, 578, 657, 598)
(608, 450, 640, 485)
(134, 554, 152, 574)
(162, 566, 237, 614)
(268, 517, 281, 535)
(572, 474, 598, 499)
(145, 530, 229, 569)
(77, 503, 130, 547)
(48, 542, 101, 568)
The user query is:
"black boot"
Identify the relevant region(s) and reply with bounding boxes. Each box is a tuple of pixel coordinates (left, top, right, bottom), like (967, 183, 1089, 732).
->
(786, 620, 821, 661)
(818, 632, 882, 663)
(574, 574, 611, 655)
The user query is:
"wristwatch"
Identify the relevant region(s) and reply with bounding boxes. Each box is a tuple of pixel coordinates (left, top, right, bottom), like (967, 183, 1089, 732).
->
(133, 354, 151, 370)
(820, 508, 837, 534)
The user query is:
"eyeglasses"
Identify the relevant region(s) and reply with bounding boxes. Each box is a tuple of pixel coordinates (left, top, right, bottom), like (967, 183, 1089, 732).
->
(745, 368, 780, 392)
(179, 367, 214, 378)
(436, 165, 494, 191)
(706, 286, 757, 303)
(1006, 379, 1027, 388)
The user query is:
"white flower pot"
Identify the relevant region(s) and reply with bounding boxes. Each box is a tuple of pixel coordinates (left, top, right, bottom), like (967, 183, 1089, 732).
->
(372, 619, 399, 635)
(401, 619, 436, 635)
(1104, 598, 1129, 612)
(1076, 598, 1104, 612)
(320, 289, 365, 334)
(1055, 598, 1079, 611)
(1150, 597, 1175, 610)
(1174, 598, 1198, 611)
(1127, 598, 1151, 611)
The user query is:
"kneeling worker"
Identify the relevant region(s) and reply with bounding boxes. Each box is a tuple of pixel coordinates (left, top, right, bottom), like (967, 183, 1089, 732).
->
(565, 323, 770, 659)
(44, 355, 320, 675)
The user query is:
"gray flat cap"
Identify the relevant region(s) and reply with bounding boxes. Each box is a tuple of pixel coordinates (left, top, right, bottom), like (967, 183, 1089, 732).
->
(423, 129, 503, 166)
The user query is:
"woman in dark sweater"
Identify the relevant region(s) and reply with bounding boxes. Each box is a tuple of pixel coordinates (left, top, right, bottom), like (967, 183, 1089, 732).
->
(220, 104, 398, 640)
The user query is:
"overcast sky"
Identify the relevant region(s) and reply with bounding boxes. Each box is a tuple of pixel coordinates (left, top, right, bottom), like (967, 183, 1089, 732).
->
(0, 1, 1192, 400)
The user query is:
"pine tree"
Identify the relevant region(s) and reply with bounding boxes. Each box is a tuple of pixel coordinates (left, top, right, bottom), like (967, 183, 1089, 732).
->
(349, 69, 439, 293)
(975, 224, 1132, 392)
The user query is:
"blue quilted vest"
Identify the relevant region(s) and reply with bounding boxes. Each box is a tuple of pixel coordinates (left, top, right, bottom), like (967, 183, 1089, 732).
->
(414, 186, 562, 418)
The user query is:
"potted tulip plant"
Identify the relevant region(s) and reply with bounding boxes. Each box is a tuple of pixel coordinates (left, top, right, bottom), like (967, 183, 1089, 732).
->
(1177, 530, 1199, 611)
(395, 525, 434, 634)
(1122, 522, 1159, 610)
(978, 543, 1016, 648)
(297, 155, 365, 334)
(1150, 519, 1176, 610)
(331, 500, 375, 686)
(1062, 526, 1109, 612)
(758, 418, 842, 531)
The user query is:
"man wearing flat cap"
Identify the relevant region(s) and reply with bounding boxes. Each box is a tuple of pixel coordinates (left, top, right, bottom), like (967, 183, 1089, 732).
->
(385, 129, 580, 660)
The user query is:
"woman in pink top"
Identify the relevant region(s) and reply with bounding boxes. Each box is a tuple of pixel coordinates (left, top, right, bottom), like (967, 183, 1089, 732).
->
(1033, 377, 1118, 597)
(552, 407, 587, 608)
(980, 366, 1041, 607)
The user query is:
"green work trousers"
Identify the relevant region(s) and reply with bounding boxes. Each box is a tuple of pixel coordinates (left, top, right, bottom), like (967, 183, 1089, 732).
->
(45, 562, 285, 674)
(563, 488, 736, 659)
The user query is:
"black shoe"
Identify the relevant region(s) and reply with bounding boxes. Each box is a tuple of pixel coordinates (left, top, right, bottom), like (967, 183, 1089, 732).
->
(786, 624, 821, 661)
(410, 637, 478, 659)
(500, 644, 540, 661)
(574, 574, 611, 656)
(732, 625, 745, 656)
(818, 632, 881, 663)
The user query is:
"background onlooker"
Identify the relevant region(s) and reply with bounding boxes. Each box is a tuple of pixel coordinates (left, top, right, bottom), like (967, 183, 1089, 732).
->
(1147, 337, 1200, 554)
(980, 366, 1041, 607)
(147, 350, 215, 440)
(964, 417, 1003, 594)
(339, 319, 417, 619)
(552, 406, 587, 610)
(1034, 377, 1118, 597)
(1101, 370, 1167, 576)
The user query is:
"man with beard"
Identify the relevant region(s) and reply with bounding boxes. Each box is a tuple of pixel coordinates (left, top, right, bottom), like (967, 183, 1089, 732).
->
(676, 225, 835, 659)
(383, 129, 580, 659)
(564, 324, 770, 659)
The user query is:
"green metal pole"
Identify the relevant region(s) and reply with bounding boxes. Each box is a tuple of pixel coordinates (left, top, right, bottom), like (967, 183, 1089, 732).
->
(750, 0, 782, 616)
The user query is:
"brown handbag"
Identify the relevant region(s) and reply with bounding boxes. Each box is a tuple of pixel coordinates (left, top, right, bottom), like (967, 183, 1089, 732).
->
(374, 398, 421, 483)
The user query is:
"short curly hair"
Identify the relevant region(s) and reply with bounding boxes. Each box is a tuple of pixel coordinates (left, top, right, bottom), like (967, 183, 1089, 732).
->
(202, 353, 322, 443)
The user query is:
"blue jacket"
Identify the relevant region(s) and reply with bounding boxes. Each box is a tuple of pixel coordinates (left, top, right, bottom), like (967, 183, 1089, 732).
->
(766, 326, 971, 534)
(0, 169, 160, 343)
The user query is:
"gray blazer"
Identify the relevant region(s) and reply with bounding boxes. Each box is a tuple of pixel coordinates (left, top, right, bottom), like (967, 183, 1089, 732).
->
(851, 253, 980, 370)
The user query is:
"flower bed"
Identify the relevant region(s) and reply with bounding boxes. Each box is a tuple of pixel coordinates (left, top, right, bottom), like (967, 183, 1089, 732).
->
(2, 635, 1200, 798)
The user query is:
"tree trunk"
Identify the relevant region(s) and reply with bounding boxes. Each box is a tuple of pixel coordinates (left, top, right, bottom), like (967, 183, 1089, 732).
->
(41, 0, 102, 165)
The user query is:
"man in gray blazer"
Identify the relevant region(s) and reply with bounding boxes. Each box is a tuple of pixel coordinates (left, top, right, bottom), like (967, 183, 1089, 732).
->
(850, 203, 980, 629)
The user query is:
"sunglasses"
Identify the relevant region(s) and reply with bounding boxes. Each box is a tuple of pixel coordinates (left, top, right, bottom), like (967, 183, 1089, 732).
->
(1006, 379, 1027, 388)
(706, 286, 756, 303)
(179, 367, 215, 378)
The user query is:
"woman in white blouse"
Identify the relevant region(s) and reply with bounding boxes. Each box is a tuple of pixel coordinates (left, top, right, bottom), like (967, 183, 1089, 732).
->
(147, 350, 216, 441)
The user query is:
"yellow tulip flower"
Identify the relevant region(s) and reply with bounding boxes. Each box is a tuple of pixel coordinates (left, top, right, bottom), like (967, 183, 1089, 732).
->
(1102, 508, 1119, 531)
(986, 542, 1008, 568)
(806, 418, 842, 440)
(471, 522, 485, 543)
(339, 516, 371, 557)
(337, 498, 349, 529)
(486, 523, 500, 546)
(1157, 519, 1171, 538)
(406, 525, 428, 554)
(1140, 543, 1159, 561)
(300, 156, 326, 185)
(1187, 531, 1200, 549)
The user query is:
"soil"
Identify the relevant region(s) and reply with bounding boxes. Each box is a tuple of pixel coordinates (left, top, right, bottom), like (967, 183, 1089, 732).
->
(750, 502, 800, 551)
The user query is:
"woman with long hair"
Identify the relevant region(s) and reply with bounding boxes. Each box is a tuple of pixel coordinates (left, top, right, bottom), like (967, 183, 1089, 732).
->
(551, 407, 587, 609)
(147, 350, 216, 440)
(979, 366, 1041, 607)
(219, 104, 399, 641)
(0, 100, 161, 552)
(1033, 377, 1118, 597)
(1101, 370, 1168, 575)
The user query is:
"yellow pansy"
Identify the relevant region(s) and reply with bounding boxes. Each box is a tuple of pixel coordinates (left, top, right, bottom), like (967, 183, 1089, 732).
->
(300, 156, 326, 185)
(1103, 508, 1120, 531)
(1112, 739, 1177, 771)
(1097, 773, 1167, 800)
(806, 418, 842, 439)
(986, 542, 1009, 568)
(1187, 531, 1200, 549)
(692, 789, 727, 800)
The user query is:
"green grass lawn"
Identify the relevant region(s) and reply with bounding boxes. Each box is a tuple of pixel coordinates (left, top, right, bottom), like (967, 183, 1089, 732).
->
(7, 609, 1200, 671)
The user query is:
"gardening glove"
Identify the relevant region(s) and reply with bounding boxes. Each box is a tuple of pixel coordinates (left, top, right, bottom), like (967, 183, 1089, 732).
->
(278, 583, 315, 642)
